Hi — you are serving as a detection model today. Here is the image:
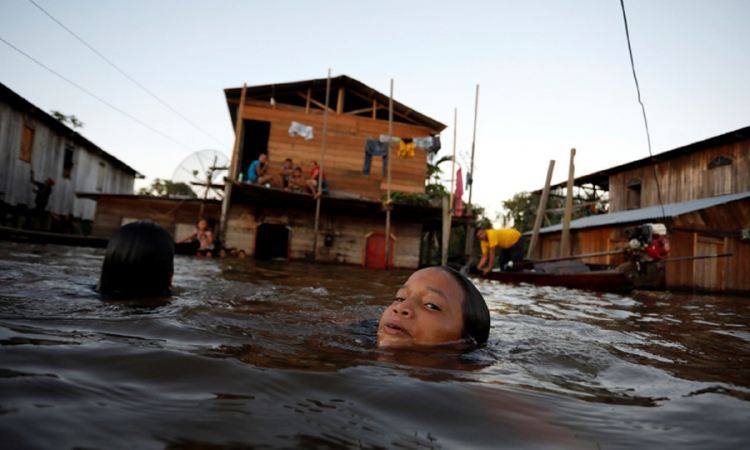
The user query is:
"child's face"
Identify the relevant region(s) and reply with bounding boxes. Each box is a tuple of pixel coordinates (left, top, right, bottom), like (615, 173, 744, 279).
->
(377, 267, 465, 348)
(293, 169, 301, 178)
(197, 220, 208, 231)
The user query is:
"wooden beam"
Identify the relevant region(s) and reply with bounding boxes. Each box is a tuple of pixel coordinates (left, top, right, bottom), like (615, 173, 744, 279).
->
(345, 106, 378, 116)
(305, 87, 311, 114)
(297, 92, 334, 112)
(336, 87, 345, 114)
(560, 148, 576, 257)
(372, 99, 377, 119)
(220, 83, 247, 248)
(527, 160, 555, 260)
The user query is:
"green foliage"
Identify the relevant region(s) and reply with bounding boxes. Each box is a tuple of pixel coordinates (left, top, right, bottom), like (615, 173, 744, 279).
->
(425, 183, 449, 199)
(426, 155, 452, 184)
(501, 192, 539, 233)
(50, 110, 83, 129)
(382, 191, 431, 206)
(137, 178, 197, 198)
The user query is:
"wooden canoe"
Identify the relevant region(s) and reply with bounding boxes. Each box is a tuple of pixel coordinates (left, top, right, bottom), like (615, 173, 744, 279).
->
(470, 260, 661, 293)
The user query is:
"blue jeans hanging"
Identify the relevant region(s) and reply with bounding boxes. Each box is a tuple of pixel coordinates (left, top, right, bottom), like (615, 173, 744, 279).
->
(363, 140, 389, 175)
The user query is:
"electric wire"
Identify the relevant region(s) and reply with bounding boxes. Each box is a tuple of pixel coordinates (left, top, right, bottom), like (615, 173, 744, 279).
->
(0, 36, 194, 152)
(27, 0, 230, 150)
(619, 0, 667, 219)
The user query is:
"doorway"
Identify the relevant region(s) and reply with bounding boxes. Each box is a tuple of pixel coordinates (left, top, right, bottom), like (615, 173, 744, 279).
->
(254, 223, 290, 260)
(240, 120, 271, 175)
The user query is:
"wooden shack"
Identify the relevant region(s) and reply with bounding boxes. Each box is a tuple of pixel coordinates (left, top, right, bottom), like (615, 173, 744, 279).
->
(0, 82, 140, 226)
(78, 193, 221, 242)
(534, 126, 750, 294)
(222, 76, 447, 268)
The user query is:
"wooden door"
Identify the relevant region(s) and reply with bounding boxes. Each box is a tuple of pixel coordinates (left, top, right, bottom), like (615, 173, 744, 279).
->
(364, 232, 394, 269)
(694, 237, 725, 291)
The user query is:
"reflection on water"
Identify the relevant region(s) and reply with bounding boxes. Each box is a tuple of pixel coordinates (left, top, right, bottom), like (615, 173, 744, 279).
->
(1, 241, 749, 449)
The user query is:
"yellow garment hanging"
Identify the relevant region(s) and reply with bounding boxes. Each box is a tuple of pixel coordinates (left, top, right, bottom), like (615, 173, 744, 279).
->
(398, 140, 415, 158)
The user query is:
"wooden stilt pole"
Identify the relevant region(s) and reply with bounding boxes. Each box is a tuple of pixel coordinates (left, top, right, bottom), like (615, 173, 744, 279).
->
(442, 108, 457, 266)
(560, 148, 576, 257)
(219, 83, 247, 248)
(527, 160, 555, 260)
(312, 70, 332, 261)
(464, 84, 480, 266)
(384, 79, 394, 269)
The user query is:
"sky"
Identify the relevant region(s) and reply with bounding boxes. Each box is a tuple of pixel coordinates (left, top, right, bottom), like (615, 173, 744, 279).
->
(2, 0, 749, 224)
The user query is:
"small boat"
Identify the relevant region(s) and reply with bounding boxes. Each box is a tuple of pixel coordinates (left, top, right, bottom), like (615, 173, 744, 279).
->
(468, 223, 670, 293)
(472, 259, 660, 293)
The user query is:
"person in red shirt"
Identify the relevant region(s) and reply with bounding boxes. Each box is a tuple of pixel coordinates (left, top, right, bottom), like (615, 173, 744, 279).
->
(305, 160, 328, 195)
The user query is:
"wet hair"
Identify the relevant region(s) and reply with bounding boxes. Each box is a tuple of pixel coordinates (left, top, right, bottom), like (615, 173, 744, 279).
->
(436, 266, 490, 345)
(96, 220, 174, 298)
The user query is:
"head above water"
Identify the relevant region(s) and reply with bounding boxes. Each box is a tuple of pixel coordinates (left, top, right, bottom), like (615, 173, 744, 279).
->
(96, 220, 174, 298)
(377, 266, 490, 349)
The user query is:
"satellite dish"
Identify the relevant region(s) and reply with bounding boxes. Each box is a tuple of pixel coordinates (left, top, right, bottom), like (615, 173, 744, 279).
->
(172, 149, 230, 200)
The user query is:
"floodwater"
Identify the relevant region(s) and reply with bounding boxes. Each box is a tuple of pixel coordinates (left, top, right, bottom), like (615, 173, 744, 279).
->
(1, 241, 749, 450)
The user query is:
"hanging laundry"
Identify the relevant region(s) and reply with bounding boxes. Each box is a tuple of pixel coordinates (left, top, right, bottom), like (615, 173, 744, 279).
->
(379, 134, 400, 144)
(398, 138, 415, 158)
(466, 171, 473, 188)
(429, 134, 441, 153)
(455, 168, 464, 217)
(363, 139, 389, 175)
(413, 136, 433, 150)
(289, 121, 314, 140)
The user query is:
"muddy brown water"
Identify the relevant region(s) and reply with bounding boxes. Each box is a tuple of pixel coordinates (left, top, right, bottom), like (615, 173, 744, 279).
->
(1, 241, 749, 449)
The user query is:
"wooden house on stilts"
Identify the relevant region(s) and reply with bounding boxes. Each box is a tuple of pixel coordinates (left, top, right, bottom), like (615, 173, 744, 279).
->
(221, 76, 446, 268)
(532, 125, 750, 294)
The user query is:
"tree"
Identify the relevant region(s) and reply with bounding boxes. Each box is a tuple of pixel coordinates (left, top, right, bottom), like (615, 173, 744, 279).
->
(50, 110, 84, 129)
(137, 178, 197, 197)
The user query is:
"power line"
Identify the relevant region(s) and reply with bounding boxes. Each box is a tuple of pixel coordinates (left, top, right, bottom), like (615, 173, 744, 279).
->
(27, 0, 230, 150)
(0, 36, 195, 152)
(619, 0, 667, 219)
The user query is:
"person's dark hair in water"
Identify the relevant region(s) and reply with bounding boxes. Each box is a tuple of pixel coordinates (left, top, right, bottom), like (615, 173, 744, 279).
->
(438, 266, 490, 345)
(96, 220, 174, 298)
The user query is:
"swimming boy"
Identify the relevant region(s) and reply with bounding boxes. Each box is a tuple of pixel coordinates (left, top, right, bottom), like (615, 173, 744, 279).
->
(377, 266, 489, 349)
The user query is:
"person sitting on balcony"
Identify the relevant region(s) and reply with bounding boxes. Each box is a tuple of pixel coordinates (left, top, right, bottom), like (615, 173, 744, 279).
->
(247, 153, 274, 186)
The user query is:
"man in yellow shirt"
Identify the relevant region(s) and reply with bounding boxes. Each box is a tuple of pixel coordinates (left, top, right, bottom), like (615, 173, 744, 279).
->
(475, 228, 524, 276)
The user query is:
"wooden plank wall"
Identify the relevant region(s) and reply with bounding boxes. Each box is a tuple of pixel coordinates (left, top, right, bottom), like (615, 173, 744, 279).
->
(0, 102, 136, 220)
(539, 198, 750, 293)
(609, 139, 750, 212)
(226, 203, 423, 269)
(91, 197, 220, 239)
(239, 99, 433, 200)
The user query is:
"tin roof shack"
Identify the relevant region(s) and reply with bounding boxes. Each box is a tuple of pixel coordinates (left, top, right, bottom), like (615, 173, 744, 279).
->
(78, 193, 221, 243)
(223, 76, 447, 268)
(533, 126, 750, 294)
(0, 82, 140, 225)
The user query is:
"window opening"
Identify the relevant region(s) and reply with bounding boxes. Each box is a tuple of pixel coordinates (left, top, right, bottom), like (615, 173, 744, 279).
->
(97, 162, 106, 191)
(20, 125, 34, 162)
(63, 145, 74, 179)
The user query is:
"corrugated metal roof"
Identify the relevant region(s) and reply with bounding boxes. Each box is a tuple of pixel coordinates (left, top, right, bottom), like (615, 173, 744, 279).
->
(534, 191, 750, 234)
